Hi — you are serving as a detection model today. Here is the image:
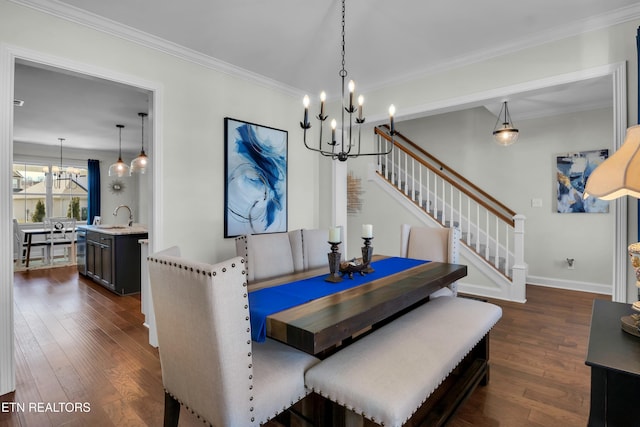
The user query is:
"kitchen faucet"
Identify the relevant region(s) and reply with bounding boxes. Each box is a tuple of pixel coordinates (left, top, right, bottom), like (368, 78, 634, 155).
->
(113, 205, 133, 227)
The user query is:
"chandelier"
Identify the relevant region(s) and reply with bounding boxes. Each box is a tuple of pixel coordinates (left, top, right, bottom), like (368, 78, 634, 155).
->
(47, 138, 80, 189)
(300, 0, 395, 161)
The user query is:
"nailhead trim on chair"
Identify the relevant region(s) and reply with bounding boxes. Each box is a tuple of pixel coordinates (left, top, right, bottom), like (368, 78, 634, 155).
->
(238, 259, 257, 426)
(150, 256, 261, 426)
(235, 235, 250, 281)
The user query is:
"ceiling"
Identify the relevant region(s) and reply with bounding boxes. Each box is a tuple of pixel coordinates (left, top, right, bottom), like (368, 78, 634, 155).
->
(14, 61, 150, 153)
(12, 0, 640, 151)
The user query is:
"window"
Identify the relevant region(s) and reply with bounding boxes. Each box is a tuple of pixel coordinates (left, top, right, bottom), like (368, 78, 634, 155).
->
(12, 162, 88, 224)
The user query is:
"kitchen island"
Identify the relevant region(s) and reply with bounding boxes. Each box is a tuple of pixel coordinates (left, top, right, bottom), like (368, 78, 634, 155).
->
(77, 224, 148, 295)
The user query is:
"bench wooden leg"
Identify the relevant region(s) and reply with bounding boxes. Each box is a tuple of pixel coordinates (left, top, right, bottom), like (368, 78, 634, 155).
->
(164, 392, 180, 427)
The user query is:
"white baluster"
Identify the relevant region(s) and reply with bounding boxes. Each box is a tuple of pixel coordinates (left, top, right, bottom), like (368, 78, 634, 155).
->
(467, 198, 471, 245)
(485, 212, 490, 260)
(505, 222, 510, 277)
(391, 145, 395, 186)
(404, 152, 408, 196)
(411, 158, 416, 201)
(458, 189, 462, 234)
(450, 185, 453, 228)
(426, 170, 430, 213)
(475, 204, 480, 252)
(418, 165, 423, 208)
(440, 178, 447, 225)
(494, 216, 499, 269)
(434, 176, 438, 222)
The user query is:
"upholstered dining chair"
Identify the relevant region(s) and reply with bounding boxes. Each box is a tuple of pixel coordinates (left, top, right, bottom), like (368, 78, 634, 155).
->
(147, 246, 319, 427)
(236, 232, 298, 282)
(400, 224, 461, 296)
(300, 228, 343, 270)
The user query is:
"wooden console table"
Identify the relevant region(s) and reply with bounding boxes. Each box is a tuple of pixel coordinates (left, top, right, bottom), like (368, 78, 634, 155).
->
(585, 299, 640, 427)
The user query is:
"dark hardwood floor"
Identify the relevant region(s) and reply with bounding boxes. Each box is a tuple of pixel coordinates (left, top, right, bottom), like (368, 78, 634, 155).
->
(1, 266, 608, 426)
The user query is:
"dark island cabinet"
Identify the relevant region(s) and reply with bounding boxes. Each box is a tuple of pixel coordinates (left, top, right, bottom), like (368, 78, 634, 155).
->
(84, 230, 148, 295)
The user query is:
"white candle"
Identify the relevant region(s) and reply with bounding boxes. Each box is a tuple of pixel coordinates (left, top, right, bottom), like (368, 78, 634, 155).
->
(331, 119, 337, 144)
(389, 104, 396, 134)
(348, 80, 355, 109)
(362, 224, 373, 239)
(329, 227, 341, 243)
(320, 91, 326, 117)
(302, 95, 310, 126)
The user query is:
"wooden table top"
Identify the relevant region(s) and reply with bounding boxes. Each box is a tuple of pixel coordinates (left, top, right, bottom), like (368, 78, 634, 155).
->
(252, 258, 467, 356)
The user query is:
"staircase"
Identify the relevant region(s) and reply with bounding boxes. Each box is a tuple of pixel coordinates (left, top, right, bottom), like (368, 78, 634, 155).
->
(372, 126, 526, 302)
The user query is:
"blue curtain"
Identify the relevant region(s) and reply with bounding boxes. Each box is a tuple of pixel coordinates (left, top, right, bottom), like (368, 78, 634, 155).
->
(87, 159, 101, 225)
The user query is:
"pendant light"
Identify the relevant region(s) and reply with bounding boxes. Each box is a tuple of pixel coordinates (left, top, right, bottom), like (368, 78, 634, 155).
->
(492, 101, 519, 146)
(108, 124, 129, 177)
(130, 112, 149, 174)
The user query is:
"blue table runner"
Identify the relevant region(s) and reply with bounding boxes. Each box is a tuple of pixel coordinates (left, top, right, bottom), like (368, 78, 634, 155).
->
(248, 257, 428, 342)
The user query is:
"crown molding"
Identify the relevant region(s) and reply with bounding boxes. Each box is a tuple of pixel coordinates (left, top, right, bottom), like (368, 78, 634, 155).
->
(362, 3, 640, 95)
(9, 0, 640, 99)
(8, 0, 305, 97)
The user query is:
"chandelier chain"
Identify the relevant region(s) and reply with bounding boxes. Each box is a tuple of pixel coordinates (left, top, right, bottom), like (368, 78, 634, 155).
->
(339, 0, 347, 78)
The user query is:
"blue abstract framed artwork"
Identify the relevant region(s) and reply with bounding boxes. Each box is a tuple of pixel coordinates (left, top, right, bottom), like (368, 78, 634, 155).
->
(556, 149, 609, 213)
(224, 118, 288, 237)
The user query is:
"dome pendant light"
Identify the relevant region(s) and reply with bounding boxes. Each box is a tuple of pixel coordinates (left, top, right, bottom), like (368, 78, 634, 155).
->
(108, 124, 129, 177)
(130, 112, 149, 174)
(492, 101, 519, 146)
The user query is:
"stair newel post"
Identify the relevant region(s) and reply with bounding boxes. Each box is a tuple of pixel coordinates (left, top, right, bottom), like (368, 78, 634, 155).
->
(511, 214, 527, 302)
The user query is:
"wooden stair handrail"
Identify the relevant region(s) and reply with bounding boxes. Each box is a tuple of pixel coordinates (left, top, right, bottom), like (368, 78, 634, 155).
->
(376, 126, 516, 226)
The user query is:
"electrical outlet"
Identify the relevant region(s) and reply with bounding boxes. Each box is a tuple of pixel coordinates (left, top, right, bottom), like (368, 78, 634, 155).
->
(531, 198, 543, 208)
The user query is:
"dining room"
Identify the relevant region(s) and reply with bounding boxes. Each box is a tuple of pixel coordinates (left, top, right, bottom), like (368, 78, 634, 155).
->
(2, 1, 640, 426)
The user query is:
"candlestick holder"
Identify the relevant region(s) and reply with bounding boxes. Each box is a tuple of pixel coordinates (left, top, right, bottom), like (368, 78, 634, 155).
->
(325, 241, 343, 283)
(362, 237, 374, 274)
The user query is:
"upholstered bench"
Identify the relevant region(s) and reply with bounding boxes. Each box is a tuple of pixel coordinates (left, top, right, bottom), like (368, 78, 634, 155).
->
(304, 296, 502, 427)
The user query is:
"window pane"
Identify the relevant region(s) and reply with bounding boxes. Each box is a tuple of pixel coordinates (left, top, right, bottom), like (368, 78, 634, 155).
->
(12, 163, 47, 223)
(12, 162, 88, 223)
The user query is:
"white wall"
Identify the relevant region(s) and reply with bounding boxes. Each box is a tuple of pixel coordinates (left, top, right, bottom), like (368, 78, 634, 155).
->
(354, 106, 614, 294)
(0, 0, 321, 394)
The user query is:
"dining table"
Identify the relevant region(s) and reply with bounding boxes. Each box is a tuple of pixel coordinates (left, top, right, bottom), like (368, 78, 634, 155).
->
(249, 256, 467, 357)
(22, 226, 75, 268)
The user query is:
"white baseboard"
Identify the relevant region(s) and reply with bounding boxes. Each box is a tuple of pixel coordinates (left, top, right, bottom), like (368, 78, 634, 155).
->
(457, 281, 526, 303)
(526, 275, 612, 295)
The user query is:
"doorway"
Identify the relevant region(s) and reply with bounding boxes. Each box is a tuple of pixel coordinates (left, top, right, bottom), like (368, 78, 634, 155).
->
(1, 44, 164, 395)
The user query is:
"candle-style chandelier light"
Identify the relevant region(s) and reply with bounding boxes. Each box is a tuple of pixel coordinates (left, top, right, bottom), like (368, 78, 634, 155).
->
(300, 0, 396, 161)
(46, 138, 81, 189)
